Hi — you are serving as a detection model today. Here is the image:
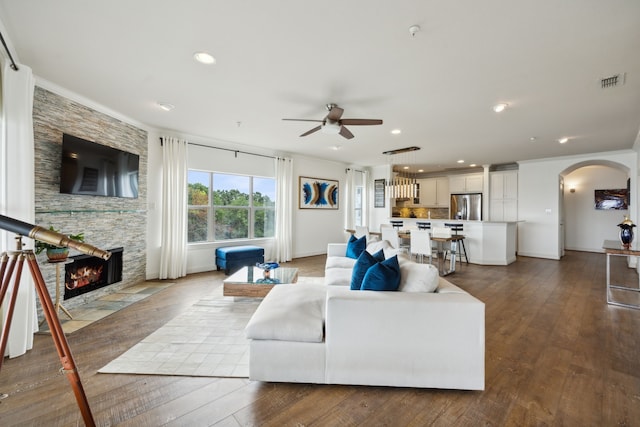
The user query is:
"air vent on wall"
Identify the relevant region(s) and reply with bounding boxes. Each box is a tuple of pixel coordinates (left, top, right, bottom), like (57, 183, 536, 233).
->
(600, 73, 625, 89)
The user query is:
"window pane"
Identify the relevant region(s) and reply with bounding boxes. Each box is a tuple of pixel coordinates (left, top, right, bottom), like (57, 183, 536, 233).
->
(188, 171, 209, 205)
(254, 208, 275, 238)
(213, 173, 249, 206)
(188, 208, 208, 242)
(253, 177, 276, 208)
(355, 187, 363, 209)
(214, 208, 249, 240)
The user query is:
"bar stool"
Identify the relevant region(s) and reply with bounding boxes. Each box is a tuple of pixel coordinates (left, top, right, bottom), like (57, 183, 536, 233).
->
(416, 222, 431, 230)
(444, 223, 468, 264)
(390, 220, 403, 230)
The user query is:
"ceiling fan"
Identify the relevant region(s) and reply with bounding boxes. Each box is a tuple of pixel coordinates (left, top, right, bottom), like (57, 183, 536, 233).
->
(282, 103, 383, 139)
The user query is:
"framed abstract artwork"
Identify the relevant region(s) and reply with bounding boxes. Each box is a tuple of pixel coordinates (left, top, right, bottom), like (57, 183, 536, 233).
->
(299, 176, 339, 209)
(594, 188, 628, 210)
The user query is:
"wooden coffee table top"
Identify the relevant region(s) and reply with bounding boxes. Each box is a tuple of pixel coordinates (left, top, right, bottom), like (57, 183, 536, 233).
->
(223, 266, 299, 298)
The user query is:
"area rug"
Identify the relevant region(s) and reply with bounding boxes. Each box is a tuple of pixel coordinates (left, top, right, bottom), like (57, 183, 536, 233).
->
(98, 276, 324, 378)
(39, 281, 175, 335)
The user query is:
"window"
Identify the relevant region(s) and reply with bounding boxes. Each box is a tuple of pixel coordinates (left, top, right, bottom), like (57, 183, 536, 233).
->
(188, 171, 276, 242)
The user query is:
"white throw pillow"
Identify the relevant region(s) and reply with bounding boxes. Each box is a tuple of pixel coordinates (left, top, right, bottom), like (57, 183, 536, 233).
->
(398, 261, 439, 292)
(244, 283, 326, 343)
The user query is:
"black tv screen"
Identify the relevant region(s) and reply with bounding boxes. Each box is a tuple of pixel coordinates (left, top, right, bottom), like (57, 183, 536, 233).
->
(60, 134, 139, 198)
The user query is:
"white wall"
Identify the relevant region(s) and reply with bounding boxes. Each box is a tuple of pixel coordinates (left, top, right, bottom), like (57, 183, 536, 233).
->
(518, 150, 637, 260)
(564, 165, 629, 252)
(291, 156, 350, 258)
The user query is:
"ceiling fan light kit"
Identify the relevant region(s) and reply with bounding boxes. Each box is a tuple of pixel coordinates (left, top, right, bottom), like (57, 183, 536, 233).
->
(283, 103, 382, 140)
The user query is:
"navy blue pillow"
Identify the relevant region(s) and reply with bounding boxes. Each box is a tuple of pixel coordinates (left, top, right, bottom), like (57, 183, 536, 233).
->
(360, 255, 401, 291)
(350, 251, 378, 290)
(372, 249, 385, 263)
(346, 234, 366, 259)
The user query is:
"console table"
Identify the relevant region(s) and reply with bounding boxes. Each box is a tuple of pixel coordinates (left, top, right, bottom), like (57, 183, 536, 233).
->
(603, 240, 640, 310)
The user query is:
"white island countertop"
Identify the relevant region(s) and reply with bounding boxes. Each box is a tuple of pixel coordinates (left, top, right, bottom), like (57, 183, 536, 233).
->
(383, 218, 517, 266)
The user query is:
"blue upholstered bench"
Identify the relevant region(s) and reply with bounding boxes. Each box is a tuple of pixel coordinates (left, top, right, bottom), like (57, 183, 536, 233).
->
(215, 245, 264, 275)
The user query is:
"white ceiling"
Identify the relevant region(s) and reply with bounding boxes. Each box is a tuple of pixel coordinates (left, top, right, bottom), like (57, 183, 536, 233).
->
(1, 0, 639, 173)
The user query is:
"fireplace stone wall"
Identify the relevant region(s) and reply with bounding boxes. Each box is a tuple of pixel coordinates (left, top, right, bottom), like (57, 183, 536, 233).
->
(32, 87, 148, 318)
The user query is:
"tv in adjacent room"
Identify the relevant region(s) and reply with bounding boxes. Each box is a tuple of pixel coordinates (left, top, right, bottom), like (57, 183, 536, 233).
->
(60, 134, 139, 198)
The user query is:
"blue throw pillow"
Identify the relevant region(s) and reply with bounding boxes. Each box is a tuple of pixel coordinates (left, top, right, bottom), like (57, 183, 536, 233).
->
(350, 251, 378, 290)
(360, 255, 401, 291)
(372, 249, 385, 262)
(346, 234, 366, 259)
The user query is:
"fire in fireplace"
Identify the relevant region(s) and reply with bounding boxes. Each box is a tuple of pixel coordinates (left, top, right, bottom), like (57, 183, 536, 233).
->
(64, 247, 123, 300)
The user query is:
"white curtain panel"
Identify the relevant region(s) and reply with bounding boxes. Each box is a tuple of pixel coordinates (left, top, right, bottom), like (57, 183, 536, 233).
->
(0, 62, 37, 357)
(274, 157, 293, 262)
(362, 169, 369, 227)
(344, 168, 355, 230)
(159, 137, 188, 279)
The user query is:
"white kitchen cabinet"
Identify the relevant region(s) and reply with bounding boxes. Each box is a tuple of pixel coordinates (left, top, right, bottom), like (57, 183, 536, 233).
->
(490, 171, 518, 221)
(436, 177, 449, 206)
(420, 177, 449, 207)
(449, 174, 483, 193)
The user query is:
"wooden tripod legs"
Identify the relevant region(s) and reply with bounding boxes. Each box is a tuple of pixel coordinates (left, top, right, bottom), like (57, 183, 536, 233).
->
(0, 250, 96, 427)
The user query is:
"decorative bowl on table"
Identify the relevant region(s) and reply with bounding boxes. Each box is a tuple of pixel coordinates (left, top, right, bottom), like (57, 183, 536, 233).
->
(256, 262, 280, 283)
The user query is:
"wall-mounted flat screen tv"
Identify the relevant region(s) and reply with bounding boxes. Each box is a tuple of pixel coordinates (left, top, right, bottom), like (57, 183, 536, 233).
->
(594, 188, 628, 210)
(60, 134, 139, 198)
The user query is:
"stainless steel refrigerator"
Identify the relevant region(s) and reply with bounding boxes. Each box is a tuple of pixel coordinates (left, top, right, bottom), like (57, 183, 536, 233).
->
(450, 193, 482, 220)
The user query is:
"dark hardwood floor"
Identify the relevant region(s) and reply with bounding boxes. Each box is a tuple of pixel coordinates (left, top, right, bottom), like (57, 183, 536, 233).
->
(1, 251, 639, 426)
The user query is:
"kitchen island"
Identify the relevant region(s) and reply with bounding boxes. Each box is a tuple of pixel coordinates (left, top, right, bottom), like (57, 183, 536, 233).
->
(384, 218, 517, 266)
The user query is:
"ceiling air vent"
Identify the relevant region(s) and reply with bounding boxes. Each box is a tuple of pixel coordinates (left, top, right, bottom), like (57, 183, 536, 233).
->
(600, 73, 625, 89)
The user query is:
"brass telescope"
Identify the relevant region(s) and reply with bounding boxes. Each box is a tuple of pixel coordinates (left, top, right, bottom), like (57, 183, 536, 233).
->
(0, 214, 111, 260)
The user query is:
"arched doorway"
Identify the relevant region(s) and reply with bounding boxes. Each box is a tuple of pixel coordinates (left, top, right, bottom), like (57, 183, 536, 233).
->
(560, 160, 630, 256)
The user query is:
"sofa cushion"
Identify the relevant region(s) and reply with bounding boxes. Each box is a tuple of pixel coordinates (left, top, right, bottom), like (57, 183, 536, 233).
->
(245, 283, 326, 343)
(361, 255, 401, 291)
(346, 235, 366, 259)
(325, 267, 353, 286)
(325, 256, 357, 270)
(350, 251, 378, 290)
(398, 261, 439, 293)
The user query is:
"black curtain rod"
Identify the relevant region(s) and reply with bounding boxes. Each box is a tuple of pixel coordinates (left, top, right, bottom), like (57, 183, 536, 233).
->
(0, 30, 19, 71)
(346, 168, 364, 173)
(159, 137, 278, 160)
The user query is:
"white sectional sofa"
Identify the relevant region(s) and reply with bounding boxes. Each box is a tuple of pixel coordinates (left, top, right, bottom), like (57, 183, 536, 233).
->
(244, 242, 485, 390)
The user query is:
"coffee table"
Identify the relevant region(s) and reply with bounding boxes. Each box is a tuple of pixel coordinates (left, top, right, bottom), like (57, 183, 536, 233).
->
(223, 266, 299, 297)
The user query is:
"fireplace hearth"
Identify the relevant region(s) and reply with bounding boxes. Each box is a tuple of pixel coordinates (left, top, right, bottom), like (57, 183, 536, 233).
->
(64, 247, 123, 300)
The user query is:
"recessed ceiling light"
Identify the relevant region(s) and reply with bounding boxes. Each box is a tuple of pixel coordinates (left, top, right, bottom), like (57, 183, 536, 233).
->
(418, 169, 424, 172)
(493, 103, 508, 113)
(558, 137, 569, 144)
(457, 160, 465, 164)
(529, 136, 537, 142)
(158, 102, 175, 111)
(330, 145, 342, 151)
(193, 51, 215, 64)
(469, 164, 477, 167)
(403, 166, 409, 170)
(391, 129, 402, 135)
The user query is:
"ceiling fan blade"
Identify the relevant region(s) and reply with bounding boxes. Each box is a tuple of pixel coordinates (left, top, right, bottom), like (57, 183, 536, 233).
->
(339, 119, 383, 126)
(339, 126, 354, 139)
(326, 106, 344, 121)
(282, 118, 324, 123)
(300, 125, 322, 137)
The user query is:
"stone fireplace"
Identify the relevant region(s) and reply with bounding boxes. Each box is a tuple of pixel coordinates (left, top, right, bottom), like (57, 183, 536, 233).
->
(64, 248, 124, 300)
(32, 86, 148, 317)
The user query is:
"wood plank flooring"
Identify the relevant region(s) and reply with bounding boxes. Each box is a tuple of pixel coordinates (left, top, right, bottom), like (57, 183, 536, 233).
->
(1, 251, 639, 426)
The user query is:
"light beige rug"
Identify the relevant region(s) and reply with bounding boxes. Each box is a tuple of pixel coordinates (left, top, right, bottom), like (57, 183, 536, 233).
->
(98, 276, 324, 378)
